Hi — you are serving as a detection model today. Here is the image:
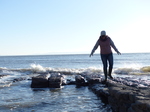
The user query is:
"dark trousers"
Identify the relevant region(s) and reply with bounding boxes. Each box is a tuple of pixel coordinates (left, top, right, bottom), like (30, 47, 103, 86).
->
(100, 53, 113, 80)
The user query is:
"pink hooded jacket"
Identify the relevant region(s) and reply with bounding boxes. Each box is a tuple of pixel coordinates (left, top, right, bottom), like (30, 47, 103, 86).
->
(90, 36, 119, 55)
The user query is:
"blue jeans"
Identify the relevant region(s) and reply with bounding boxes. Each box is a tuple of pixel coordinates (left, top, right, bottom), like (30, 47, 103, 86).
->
(100, 53, 113, 80)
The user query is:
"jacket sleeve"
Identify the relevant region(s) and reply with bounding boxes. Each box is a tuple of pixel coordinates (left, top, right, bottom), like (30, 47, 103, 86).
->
(110, 38, 119, 53)
(90, 39, 99, 56)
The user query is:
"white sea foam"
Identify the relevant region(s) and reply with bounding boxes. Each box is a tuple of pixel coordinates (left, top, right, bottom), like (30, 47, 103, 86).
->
(0, 63, 149, 76)
(30, 64, 46, 72)
(0, 63, 150, 85)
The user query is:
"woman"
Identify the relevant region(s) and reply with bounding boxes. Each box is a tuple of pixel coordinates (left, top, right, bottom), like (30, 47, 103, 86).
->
(90, 30, 121, 83)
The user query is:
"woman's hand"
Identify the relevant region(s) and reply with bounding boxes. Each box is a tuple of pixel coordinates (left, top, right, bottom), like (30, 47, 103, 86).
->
(117, 51, 121, 55)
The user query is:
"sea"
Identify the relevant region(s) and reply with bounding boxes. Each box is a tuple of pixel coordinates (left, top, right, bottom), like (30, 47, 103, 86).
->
(0, 53, 150, 112)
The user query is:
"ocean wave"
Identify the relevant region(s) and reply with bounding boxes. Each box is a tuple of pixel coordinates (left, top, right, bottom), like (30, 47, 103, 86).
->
(0, 64, 150, 76)
(141, 66, 150, 72)
(114, 66, 150, 75)
(0, 64, 150, 89)
(23, 64, 150, 76)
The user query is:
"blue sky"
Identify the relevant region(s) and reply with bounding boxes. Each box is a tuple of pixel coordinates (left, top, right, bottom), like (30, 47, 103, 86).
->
(0, 0, 150, 55)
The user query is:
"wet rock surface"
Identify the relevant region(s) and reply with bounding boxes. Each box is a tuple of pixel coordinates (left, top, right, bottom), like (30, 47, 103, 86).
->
(108, 81, 150, 112)
(83, 74, 150, 112)
(30, 73, 150, 112)
(31, 73, 50, 88)
(75, 75, 88, 86)
(48, 73, 64, 88)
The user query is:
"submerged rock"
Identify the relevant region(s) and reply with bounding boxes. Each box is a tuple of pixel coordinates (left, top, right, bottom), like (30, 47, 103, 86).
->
(13, 77, 26, 82)
(0, 74, 10, 78)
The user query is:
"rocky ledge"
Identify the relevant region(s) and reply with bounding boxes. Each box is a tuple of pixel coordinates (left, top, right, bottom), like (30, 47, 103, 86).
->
(83, 74, 150, 112)
(31, 73, 150, 112)
(90, 80, 150, 112)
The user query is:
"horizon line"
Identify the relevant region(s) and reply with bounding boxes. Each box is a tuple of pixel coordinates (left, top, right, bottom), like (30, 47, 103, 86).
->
(0, 52, 150, 56)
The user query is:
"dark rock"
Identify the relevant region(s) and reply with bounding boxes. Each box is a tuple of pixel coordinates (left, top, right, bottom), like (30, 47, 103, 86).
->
(90, 84, 109, 104)
(82, 74, 102, 84)
(75, 75, 86, 86)
(81, 74, 150, 112)
(87, 78, 102, 84)
(129, 99, 150, 112)
(31, 73, 50, 88)
(0, 74, 10, 78)
(48, 73, 63, 88)
(107, 81, 150, 112)
(13, 77, 26, 82)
